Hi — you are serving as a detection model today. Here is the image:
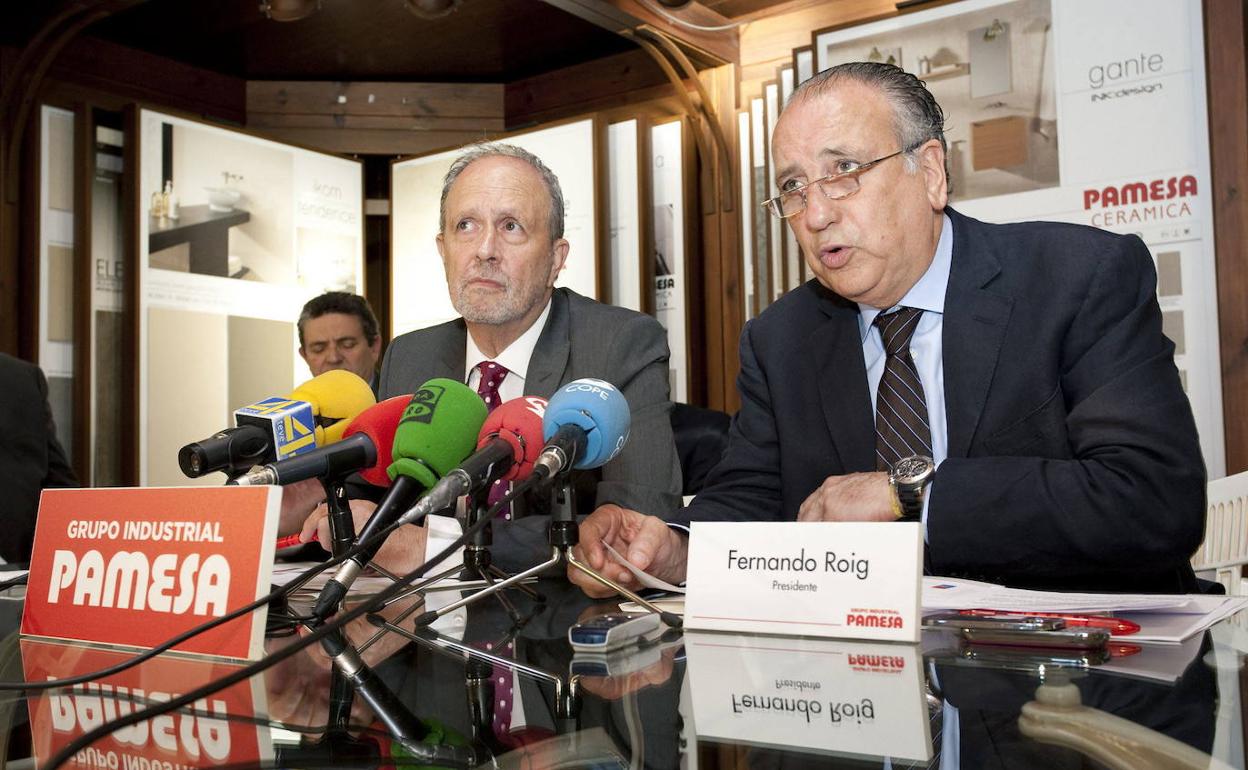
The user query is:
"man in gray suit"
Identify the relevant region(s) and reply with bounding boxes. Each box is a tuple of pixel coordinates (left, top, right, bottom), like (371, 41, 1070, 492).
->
(297, 142, 681, 572)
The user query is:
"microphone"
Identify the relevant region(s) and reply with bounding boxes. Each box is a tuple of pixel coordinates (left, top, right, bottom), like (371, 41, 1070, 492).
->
(532, 378, 631, 482)
(229, 395, 411, 487)
(396, 395, 547, 526)
(313, 379, 487, 619)
(177, 370, 376, 478)
(289, 369, 378, 446)
(176, 425, 271, 479)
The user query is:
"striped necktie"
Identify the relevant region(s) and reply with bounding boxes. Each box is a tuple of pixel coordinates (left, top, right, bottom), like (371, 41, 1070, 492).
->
(874, 307, 932, 471)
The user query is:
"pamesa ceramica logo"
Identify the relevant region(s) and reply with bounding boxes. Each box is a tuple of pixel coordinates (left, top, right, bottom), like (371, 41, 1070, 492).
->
(1087, 52, 1165, 102)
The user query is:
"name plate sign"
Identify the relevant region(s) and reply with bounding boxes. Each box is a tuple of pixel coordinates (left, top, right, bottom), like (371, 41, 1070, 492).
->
(684, 522, 922, 641)
(22, 638, 272, 770)
(22, 487, 280, 660)
(684, 630, 931, 762)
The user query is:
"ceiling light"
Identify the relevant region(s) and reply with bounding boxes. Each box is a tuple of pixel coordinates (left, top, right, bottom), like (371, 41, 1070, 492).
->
(403, 0, 462, 19)
(259, 0, 321, 22)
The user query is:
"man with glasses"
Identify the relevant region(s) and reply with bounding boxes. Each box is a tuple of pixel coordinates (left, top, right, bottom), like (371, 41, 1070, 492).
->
(569, 61, 1205, 595)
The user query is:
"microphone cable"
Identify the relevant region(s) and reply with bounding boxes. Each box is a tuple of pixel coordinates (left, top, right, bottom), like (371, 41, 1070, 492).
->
(41, 476, 539, 770)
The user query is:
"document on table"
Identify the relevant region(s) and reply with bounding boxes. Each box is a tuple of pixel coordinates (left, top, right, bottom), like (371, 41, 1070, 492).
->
(924, 576, 1248, 643)
(923, 576, 1199, 613)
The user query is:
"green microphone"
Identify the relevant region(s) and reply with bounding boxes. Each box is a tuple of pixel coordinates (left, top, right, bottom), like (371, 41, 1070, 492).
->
(314, 378, 487, 619)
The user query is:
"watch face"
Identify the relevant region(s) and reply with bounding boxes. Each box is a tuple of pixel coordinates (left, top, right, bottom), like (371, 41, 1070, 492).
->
(893, 456, 934, 485)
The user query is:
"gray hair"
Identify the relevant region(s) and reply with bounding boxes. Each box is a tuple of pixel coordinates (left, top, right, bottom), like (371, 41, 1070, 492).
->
(789, 62, 950, 191)
(439, 142, 566, 239)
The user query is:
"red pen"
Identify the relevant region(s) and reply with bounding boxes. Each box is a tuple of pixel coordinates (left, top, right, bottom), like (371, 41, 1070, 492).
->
(959, 609, 1141, 636)
(275, 533, 304, 549)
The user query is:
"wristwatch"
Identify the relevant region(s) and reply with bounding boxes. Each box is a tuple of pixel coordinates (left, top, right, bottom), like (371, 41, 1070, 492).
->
(889, 455, 935, 519)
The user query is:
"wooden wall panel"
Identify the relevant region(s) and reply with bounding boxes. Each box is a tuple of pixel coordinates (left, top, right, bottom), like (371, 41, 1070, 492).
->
(50, 37, 245, 124)
(246, 80, 505, 156)
(506, 50, 677, 127)
(1206, 0, 1248, 474)
(737, 0, 893, 102)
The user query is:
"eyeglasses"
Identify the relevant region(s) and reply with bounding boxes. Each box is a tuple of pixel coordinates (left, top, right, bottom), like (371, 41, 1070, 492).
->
(762, 144, 919, 219)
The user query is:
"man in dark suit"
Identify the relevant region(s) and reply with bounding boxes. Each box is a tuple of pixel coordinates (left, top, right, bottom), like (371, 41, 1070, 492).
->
(296, 143, 680, 572)
(297, 291, 383, 395)
(0, 353, 78, 562)
(570, 62, 1204, 595)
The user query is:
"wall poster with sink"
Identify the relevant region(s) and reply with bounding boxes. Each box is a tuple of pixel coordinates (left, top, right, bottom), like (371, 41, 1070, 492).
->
(814, 0, 1224, 476)
(136, 109, 364, 486)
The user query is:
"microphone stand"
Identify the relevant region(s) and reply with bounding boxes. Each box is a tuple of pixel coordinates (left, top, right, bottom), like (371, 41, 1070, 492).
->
(407, 475, 680, 628)
(322, 476, 357, 559)
(361, 488, 546, 628)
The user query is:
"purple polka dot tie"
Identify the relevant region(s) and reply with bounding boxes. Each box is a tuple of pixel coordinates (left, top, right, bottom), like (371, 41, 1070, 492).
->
(485, 639, 516, 745)
(475, 361, 512, 519)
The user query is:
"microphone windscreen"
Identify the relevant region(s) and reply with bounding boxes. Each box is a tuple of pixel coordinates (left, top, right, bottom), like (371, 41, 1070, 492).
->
(544, 378, 631, 470)
(342, 395, 412, 488)
(478, 396, 548, 481)
(289, 370, 377, 444)
(389, 378, 487, 488)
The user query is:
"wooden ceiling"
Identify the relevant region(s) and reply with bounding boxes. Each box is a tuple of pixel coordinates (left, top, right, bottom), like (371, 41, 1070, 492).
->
(3, 0, 644, 83)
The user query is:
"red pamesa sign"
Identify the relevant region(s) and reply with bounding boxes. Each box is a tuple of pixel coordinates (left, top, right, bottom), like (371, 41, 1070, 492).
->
(21, 487, 280, 660)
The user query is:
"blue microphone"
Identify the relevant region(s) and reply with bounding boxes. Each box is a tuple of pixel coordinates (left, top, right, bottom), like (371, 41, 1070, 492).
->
(532, 378, 631, 482)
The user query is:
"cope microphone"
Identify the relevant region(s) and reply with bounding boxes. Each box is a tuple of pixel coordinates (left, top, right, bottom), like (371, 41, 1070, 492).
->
(313, 379, 487, 619)
(229, 395, 411, 487)
(532, 378, 631, 483)
(178, 370, 375, 478)
(396, 395, 548, 527)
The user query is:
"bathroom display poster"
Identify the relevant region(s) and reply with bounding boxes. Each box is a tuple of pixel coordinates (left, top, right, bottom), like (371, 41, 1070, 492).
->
(815, 0, 1224, 476)
(651, 119, 689, 404)
(136, 109, 364, 486)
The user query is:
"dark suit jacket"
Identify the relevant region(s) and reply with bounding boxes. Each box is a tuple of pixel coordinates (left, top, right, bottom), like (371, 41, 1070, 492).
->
(0, 354, 78, 563)
(376, 288, 682, 571)
(675, 209, 1204, 592)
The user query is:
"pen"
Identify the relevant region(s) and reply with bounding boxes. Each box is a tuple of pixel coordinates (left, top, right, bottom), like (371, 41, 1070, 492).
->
(275, 533, 304, 549)
(959, 609, 1141, 636)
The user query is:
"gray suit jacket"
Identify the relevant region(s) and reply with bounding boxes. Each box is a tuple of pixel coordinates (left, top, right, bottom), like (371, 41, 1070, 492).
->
(377, 288, 681, 570)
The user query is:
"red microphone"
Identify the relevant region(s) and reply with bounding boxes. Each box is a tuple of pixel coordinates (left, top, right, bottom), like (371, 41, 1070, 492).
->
(477, 396, 548, 481)
(344, 395, 412, 488)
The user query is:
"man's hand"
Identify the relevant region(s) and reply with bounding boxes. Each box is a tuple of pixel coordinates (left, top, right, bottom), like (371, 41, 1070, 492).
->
(278, 478, 327, 535)
(569, 504, 688, 598)
(797, 472, 897, 522)
(299, 499, 429, 574)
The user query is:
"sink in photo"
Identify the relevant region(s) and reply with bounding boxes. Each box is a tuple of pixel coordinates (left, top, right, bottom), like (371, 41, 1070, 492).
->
(205, 187, 242, 212)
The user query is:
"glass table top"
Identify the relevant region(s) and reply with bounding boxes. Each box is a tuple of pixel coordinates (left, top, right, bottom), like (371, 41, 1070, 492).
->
(3, 578, 1245, 770)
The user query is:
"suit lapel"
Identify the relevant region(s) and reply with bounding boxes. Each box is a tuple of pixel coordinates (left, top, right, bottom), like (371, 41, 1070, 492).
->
(440, 321, 467, 381)
(524, 289, 570, 398)
(942, 210, 1013, 459)
(813, 292, 876, 472)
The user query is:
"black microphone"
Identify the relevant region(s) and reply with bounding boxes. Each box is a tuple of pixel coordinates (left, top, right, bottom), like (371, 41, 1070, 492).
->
(229, 433, 375, 486)
(178, 425, 270, 479)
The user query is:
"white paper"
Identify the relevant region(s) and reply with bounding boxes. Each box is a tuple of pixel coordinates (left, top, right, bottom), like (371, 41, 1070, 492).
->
(604, 541, 686, 593)
(923, 576, 1199, 613)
